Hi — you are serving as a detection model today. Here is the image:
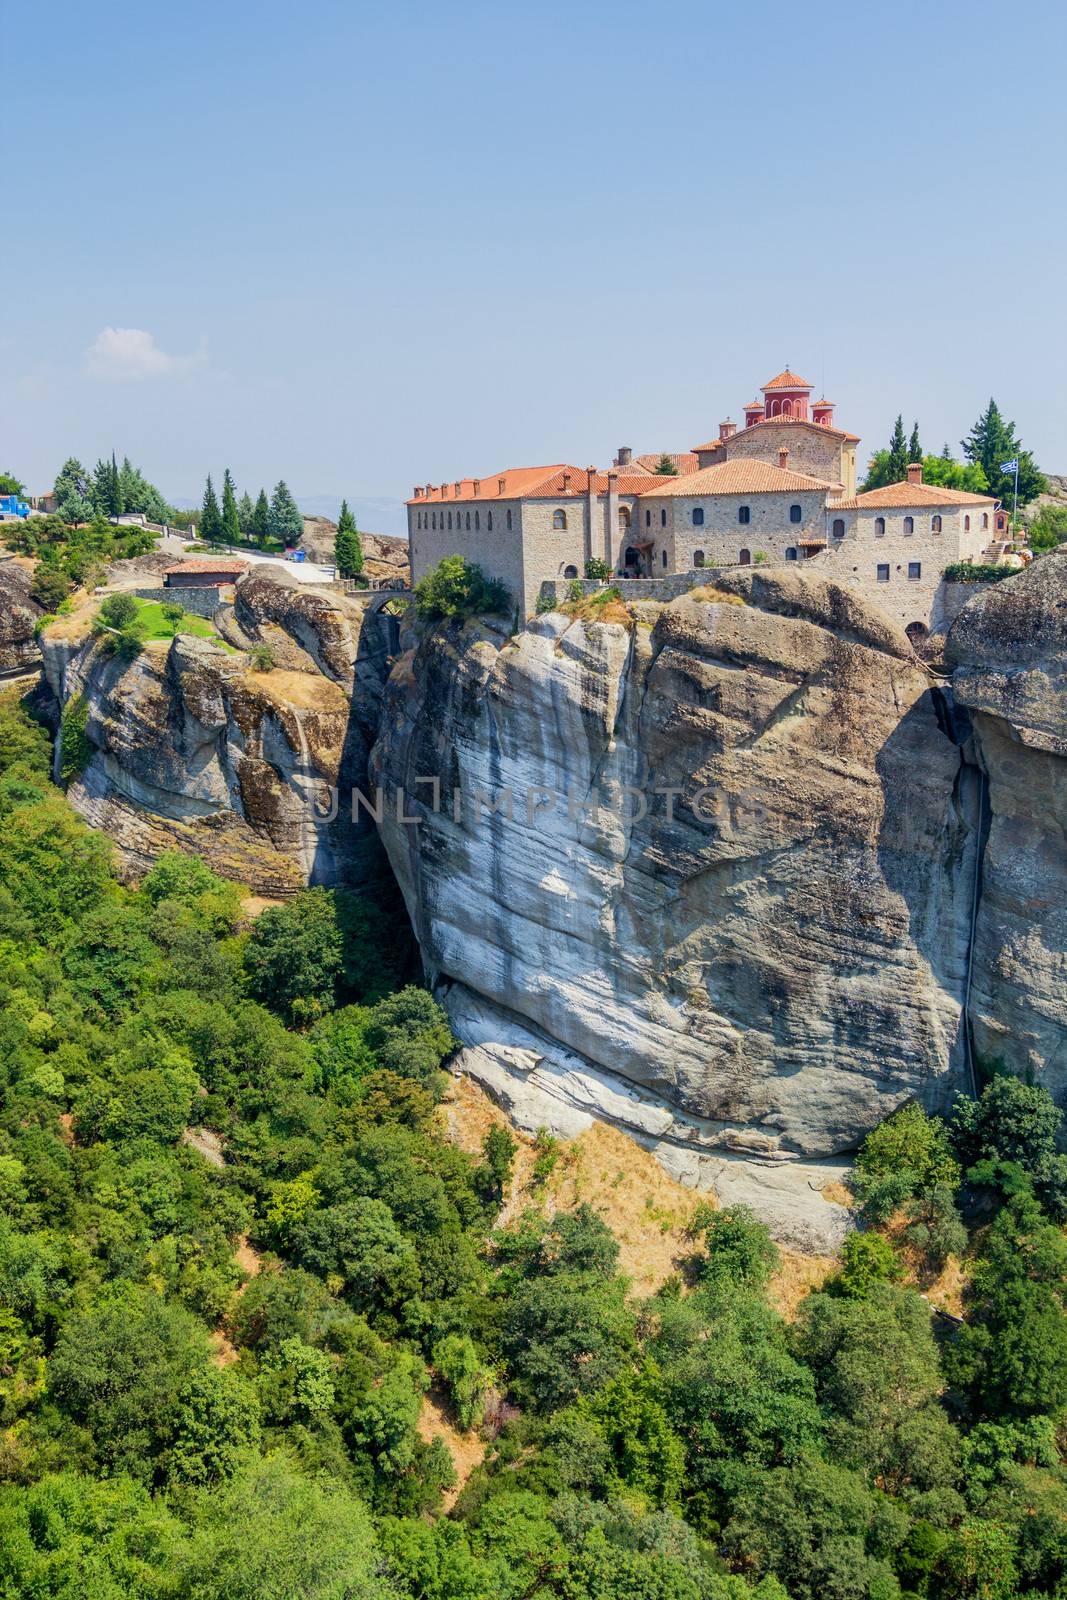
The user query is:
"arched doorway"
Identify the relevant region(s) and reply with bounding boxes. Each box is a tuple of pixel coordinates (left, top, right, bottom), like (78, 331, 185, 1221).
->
(739, 548, 751, 566)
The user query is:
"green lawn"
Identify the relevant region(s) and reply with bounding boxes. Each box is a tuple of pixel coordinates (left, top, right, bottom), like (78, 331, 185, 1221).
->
(131, 599, 239, 651)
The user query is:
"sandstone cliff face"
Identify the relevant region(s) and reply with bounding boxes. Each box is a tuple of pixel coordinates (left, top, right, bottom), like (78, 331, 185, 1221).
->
(946, 549, 1067, 1096)
(0, 561, 43, 676)
(42, 573, 395, 892)
(372, 572, 982, 1216)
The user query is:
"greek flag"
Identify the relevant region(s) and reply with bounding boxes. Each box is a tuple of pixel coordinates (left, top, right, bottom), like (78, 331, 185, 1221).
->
(1000, 458, 1019, 474)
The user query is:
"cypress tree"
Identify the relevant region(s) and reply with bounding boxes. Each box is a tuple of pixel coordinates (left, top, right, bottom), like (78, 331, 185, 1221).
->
(887, 415, 909, 483)
(221, 468, 241, 545)
(200, 473, 222, 542)
(110, 451, 123, 515)
(908, 423, 922, 464)
(250, 489, 271, 544)
(334, 499, 364, 577)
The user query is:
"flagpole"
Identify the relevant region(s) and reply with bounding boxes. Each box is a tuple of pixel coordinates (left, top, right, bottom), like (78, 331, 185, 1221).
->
(1012, 460, 1019, 544)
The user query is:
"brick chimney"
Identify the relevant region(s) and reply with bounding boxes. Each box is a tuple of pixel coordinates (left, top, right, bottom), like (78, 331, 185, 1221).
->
(907, 461, 923, 484)
(498, 478, 506, 495)
(778, 447, 789, 469)
(561, 471, 571, 492)
(473, 480, 480, 496)
(616, 446, 632, 467)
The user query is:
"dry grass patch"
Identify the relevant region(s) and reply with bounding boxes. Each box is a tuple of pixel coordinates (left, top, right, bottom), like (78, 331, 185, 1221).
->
(688, 584, 746, 606)
(559, 588, 634, 626)
(245, 667, 348, 712)
(417, 1388, 487, 1511)
(768, 1249, 837, 1320)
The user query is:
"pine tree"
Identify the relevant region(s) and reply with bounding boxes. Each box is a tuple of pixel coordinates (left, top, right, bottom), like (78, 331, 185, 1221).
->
(221, 469, 241, 546)
(238, 492, 254, 539)
(653, 453, 678, 476)
(887, 415, 909, 483)
(200, 473, 222, 542)
(268, 480, 303, 545)
(334, 499, 364, 577)
(53, 457, 93, 524)
(250, 489, 271, 545)
(962, 398, 1046, 508)
(908, 423, 923, 464)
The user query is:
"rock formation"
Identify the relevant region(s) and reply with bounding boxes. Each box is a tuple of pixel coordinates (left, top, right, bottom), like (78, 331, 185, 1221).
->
(0, 560, 44, 676)
(371, 571, 995, 1242)
(946, 549, 1067, 1099)
(299, 517, 410, 585)
(40, 570, 396, 892)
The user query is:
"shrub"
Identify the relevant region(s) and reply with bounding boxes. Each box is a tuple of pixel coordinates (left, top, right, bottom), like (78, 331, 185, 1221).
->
(584, 557, 612, 580)
(414, 555, 509, 621)
(30, 565, 71, 609)
(942, 562, 1013, 583)
(834, 1232, 903, 1298)
(853, 1102, 959, 1221)
(1026, 503, 1067, 551)
(566, 579, 584, 602)
(693, 1202, 780, 1290)
(249, 643, 276, 672)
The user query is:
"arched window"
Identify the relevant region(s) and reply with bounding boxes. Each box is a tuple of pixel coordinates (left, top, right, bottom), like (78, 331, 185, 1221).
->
(660, 509, 666, 527)
(552, 509, 566, 530)
(903, 516, 914, 535)
(447, 512, 452, 530)
(785, 546, 798, 561)
(487, 512, 493, 530)
(693, 550, 705, 567)
(738, 505, 750, 524)
(645, 509, 651, 527)
(662, 550, 667, 568)
(431, 513, 436, 530)
(465, 511, 471, 530)
(692, 507, 705, 526)
(623, 546, 639, 571)
(475, 510, 480, 529)
(964, 515, 971, 531)
(739, 548, 751, 565)
(618, 506, 631, 531)
(981, 512, 989, 529)
(931, 514, 942, 532)
(832, 518, 845, 539)
(874, 516, 885, 537)
(563, 564, 578, 579)
(782, 399, 792, 418)
(506, 509, 512, 530)
(789, 503, 802, 523)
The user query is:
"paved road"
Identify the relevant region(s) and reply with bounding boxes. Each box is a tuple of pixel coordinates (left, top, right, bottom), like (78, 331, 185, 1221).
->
(154, 533, 337, 586)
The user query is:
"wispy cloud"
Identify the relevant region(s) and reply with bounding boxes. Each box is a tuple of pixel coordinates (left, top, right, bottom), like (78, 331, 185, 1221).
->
(84, 326, 206, 380)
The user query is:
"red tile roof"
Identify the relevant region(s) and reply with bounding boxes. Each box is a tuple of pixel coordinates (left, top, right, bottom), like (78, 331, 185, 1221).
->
(762, 368, 813, 391)
(829, 480, 997, 511)
(163, 558, 247, 575)
(638, 459, 836, 497)
(744, 399, 765, 411)
(408, 465, 659, 506)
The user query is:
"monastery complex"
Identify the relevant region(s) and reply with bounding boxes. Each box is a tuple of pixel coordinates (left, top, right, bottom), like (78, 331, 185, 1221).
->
(407, 369, 1016, 636)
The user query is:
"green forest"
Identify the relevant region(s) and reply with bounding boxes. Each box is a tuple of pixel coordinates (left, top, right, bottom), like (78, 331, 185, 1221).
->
(0, 687, 1065, 1600)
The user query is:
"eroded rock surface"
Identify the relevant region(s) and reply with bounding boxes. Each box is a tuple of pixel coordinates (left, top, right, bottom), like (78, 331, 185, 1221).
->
(373, 570, 983, 1182)
(946, 549, 1067, 1094)
(0, 561, 43, 676)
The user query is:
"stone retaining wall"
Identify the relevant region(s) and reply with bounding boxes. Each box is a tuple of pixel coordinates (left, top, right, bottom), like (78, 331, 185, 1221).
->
(134, 586, 228, 619)
(538, 563, 787, 607)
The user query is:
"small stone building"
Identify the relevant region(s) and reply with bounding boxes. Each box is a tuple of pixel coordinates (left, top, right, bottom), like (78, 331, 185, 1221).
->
(163, 559, 248, 589)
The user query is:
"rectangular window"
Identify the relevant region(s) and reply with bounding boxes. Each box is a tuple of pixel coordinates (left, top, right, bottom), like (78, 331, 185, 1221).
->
(876, 563, 890, 582)
(908, 561, 921, 580)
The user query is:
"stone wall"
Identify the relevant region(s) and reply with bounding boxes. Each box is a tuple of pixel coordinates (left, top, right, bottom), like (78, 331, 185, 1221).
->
(722, 419, 854, 491)
(638, 489, 829, 572)
(538, 567, 769, 607)
(408, 499, 526, 618)
(134, 586, 227, 619)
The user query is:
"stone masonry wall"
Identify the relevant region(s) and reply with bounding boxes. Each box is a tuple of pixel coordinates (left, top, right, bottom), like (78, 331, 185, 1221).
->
(723, 420, 853, 490)
(134, 587, 228, 619)
(408, 500, 527, 618)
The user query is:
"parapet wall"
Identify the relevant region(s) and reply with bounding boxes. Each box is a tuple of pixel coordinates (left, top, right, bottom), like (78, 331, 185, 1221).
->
(538, 564, 787, 607)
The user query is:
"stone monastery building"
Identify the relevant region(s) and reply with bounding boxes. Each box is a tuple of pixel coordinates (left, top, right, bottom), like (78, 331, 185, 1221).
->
(407, 369, 1007, 634)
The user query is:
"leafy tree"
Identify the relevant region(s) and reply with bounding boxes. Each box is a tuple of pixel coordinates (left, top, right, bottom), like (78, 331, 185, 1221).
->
(244, 887, 344, 1022)
(221, 468, 241, 545)
(577, 1362, 686, 1508)
(414, 555, 510, 621)
(335, 499, 364, 577)
(162, 601, 186, 635)
(852, 1102, 959, 1222)
(250, 488, 271, 544)
(950, 1075, 1063, 1209)
(291, 1197, 420, 1312)
(692, 1203, 780, 1291)
(268, 479, 303, 545)
(962, 398, 1045, 507)
(833, 1232, 903, 1298)
(30, 565, 72, 609)
(474, 1125, 517, 1204)
(944, 1189, 1067, 1420)
(167, 1368, 261, 1485)
(0, 470, 25, 496)
(174, 1454, 391, 1600)
(921, 453, 989, 493)
(200, 473, 222, 543)
(1027, 502, 1067, 551)
(503, 1272, 635, 1412)
(434, 1332, 493, 1430)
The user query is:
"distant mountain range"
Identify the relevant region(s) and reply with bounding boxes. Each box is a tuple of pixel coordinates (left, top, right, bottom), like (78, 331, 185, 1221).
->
(171, 492, 408, 538)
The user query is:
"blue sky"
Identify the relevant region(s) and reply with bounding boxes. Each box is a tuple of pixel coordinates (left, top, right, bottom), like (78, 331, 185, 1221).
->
(2, 0, 1064, 534)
